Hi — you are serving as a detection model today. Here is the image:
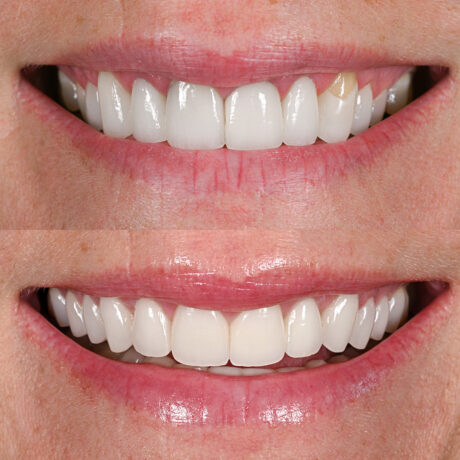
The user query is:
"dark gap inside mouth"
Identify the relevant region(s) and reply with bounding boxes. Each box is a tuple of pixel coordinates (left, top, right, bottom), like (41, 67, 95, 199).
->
(22, 281, 448, 373)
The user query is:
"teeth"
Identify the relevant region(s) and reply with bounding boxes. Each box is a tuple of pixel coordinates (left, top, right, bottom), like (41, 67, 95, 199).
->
(350, 84, 373, 135)
(349, 298, 376, 349)
(285, 297, 322, 358)
(171, 306, 229, 366)
(370, 89, 388, 126)
(121, 348, 144, 364)
(82, 295, 106, 344)
(225, 82, 283, 150)
(230, 305, 285, 367)
(166, 81, 224, 150)
(305, 359, 327, 369)
(84, 83, 103, 131)
(318, 72, 358, 143)
(131, 79, 167, 143)
(76, 84, 87, 121)
(370, 296, 390, 341)
(99, 297, 133, 353)
(47, 288, 69, 327)
(58, 70, 79, 112)
(386, 72, 412, 115)
(386, 286, 409, 333)
(132, 298, 171, 357)
(321, 294, 359, 353)
(282, 76, 319, 146)
(98, 72, 132, 138)
(65, 291, 87, 338)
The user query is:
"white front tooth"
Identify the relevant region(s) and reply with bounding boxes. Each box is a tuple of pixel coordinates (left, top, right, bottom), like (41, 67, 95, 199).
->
(121, 348, 144, 363)
(98, 72, 132, 138)
(84, 83, 103, 131)
(370, 295, 390, 341)
(48, 288, 69, 327)
(76, 84, 87, 121)
(225, 82, 283, 150)
(282, 76, 319, 146)
(349, 298, 376, 350)
(99, 297, 133, 353)
(370, 89, 388, 126)
(386, 72, 412, 115)
(318, 73, 358, 143)
(58, 70, 79, 112)
(285, 297, 322, 358)
(208, 366, 244, 376)
(350, 84, 373, 135)
(171, 306, 229, 367)
(65, 291, 87, 338)
(82, 295, 106, 344)
(305, 359, 326, 369)
(230, 305, 285, 367)
(241, 368, 274, 376)
(131, 79, 166, 143)
(166, 81, 224, 150)
(322, 294, 359, 353)
(132, 298, 171, 357)
(386, 286, 409, 333)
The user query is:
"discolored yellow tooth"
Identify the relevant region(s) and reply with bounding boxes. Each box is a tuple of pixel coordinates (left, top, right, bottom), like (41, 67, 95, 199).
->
(328, 72, 358, 99)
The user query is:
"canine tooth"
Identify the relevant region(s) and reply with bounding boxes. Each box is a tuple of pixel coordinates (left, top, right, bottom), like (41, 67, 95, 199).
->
(144, 356, 175, 367)
(370, 296, 390, 341)
(318, 72, 358, 143)
(171, 306, 229, 367)
(82, 295, 106, 344)
(386, 286, 409, 333)
(58, 70, 79, 112)
(305, 359, 327, 369)
(386, 72, 412, 115)
(208, 366, 244, 376)
(48, 288, 69, 327)
(349, 298, 376, 349)
(99, 297, 133, 353)
(241, 368, 274, 376)
(351, 84, 373, 135)
(282, 76, 319, 146)
(65, 291, 87, 338)
(84, 83, 102, 131)
(370, 89, 388, 126)
(166, 81, 224, 149)
(230, 305, 285, 367)
(121, 348, 144, 363)
(132, 298, 170, 357)
(225, 82, 283, 150)
(76, 84, 87, 121)
(131, 79, 166, 143)
(98, 72, 132, 138)
(285, 297, 322, 358)
(322, 294, 359, 353)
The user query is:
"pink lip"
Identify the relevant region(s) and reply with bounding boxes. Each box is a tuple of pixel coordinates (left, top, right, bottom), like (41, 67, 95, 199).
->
(19, 286, 453, 425)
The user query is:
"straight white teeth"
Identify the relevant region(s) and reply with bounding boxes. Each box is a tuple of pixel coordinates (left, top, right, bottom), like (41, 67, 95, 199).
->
(59, 69, 415, 150)
(48, 285, 410, 370)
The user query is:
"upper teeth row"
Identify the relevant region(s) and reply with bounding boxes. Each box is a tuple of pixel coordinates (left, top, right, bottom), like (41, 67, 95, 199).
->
(58, 70, 413, 150)
(48, 286, 409, 367)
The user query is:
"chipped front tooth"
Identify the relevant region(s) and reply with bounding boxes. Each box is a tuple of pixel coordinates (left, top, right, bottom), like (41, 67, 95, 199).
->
(166, 81, 224, 150)
(99, 297, 133, 353)
(84, 83, 102, 131)
(322, 294, 359, 353)
(386, 72, 412, 115)
(285, 297, 322, 358)
(386, 286, 409, 333)
(318, 72, 358, 143)
(131, 79, 167, 144)
(132, 298, 171, 357)
(98, 72, 132, 138)
(230, 305, 285, 367)
(65, 291, 87, 338)
(58, 70, 79, 112)
(282, 76, 319, 146)
(350, 84, 373, 135)
(171, 306, 229, 367)
(370, 89, 388, 126)
(370, 296, 390, 341)
(225, 82, 283, 150)
(82, 295, 106, 344)
(76, 84, 87, 121)
(48, 288, 69, 327)
(349, 298, 376, 350)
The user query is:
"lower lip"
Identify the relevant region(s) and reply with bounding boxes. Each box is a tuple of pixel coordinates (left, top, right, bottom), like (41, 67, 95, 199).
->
(18, 74, 453, 194)
(18, 287, 452, 426)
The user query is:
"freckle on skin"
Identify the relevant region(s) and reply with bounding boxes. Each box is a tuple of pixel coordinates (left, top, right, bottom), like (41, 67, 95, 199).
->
(80, 242, 89, 253)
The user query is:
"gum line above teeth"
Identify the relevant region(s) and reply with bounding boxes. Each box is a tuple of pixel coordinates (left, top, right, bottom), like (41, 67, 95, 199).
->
(58, 70, 413, 150)
(48, 286, 409, 369)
